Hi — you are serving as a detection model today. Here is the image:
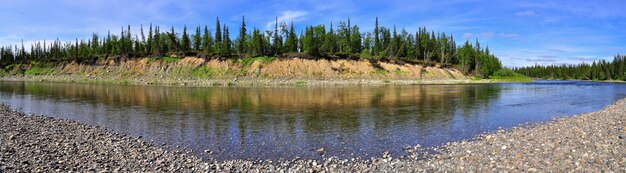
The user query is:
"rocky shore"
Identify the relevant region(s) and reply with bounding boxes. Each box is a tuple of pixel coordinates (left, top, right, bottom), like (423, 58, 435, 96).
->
(1, 98, 625, 172)
(1, 75, 498, 87)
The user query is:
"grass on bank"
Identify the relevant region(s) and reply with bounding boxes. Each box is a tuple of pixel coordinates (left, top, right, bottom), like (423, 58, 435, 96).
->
(192, 66, 213, 79)
(25, 67, 57, 75)
(0, 69, 8, 76)
(489, 68, 533, 82)
(148, 56, 180, 63)
(240, 56, 276, 67)
(295, 80, 307, 86)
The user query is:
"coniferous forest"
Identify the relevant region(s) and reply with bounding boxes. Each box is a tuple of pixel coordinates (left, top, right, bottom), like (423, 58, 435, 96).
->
(514, 55, 626, 81)
(0, 17, 503, 77)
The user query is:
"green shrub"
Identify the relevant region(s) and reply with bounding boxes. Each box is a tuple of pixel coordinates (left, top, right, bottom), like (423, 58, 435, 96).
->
(148, 56, 180, 63)
(0, 69, 8, 76)
(25, 67, 56, 75)
(489, 68, 532, 82)
(394, 69, 409, 75)
(241, 56, 276, 67)
(372, 68, 388, 74)
(491, 68, 518, 77)
(192, 66, 213, 78)
(295, 80, 307, 86)
(162, 56, 180, 63)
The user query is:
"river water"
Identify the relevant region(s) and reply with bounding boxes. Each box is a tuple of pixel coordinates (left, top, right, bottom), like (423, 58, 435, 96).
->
(0, 80, 624, 160)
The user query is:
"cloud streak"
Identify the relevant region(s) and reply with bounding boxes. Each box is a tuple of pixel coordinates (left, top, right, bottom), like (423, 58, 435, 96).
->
(266, 10, 308, 29)
(515, 10, 536, 17)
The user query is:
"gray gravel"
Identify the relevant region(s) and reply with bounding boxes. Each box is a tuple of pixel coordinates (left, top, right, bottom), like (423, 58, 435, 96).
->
(0, 106, 207, 172)
(1, 98, 625, 172)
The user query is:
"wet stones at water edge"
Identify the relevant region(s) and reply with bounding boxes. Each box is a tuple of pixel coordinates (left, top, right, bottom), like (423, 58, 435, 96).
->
(0, 105, 206, 172)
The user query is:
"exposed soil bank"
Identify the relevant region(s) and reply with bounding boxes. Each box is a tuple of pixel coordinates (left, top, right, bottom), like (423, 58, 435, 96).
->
(0, 57, 504, 86)
(1, 99, 623, 172)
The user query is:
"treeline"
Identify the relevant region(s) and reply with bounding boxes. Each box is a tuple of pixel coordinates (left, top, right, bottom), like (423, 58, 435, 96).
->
(514, 55, 626, 81)
(0, 17, 502, 77)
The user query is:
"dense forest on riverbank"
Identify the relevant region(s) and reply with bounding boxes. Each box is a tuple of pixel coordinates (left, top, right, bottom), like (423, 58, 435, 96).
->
(514, 55, 625, 81)
(0, 17, 505, 78)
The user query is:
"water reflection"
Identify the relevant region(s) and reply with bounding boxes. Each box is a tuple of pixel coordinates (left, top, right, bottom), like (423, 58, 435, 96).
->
(0, 81, 623, 160)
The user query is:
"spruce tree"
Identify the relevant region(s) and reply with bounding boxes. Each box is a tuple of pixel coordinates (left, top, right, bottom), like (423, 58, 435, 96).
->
(139, 25, 146, 55)
(193, 26, 201, 51)
(373, 17, 381, 56)
(153, 26, 160, 55)
(389, 25, 398, 58)
(147, 24, 153, 54)
(91, 33, 99, 55)
(181, 25, 191, 53)
(238, 16, 247, 55)
(285, 22, 298, 52)
(252, 28, 263, 55)
(350, 25, 361, 54)
(223, 25, 231, 55)
(215, 17, 222, 53)
(273, 17, 282, 55)
(202, 25, 214, 54)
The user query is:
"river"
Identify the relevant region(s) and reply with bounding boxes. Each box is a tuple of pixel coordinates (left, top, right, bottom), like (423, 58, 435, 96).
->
(0, 80, 624, 160)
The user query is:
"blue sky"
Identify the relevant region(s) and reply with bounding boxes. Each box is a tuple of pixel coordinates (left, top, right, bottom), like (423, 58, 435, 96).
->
(1, 0, 625, 67)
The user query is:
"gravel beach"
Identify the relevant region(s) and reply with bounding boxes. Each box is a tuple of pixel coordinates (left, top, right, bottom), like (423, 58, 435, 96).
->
(1, 98, 625, 172)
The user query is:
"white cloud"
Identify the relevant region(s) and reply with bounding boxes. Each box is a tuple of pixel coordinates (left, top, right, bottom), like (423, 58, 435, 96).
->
(463, 32, 474, 40)
(515, 10, 536, 17)
(265, 10, 308, 29)
(497, 33, 519, 39)
(464, 32, 518, 39)
(481, 32, 495, 38)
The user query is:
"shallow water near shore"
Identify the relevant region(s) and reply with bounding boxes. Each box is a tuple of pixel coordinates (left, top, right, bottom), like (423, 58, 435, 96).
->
(0, 80, 624, 160)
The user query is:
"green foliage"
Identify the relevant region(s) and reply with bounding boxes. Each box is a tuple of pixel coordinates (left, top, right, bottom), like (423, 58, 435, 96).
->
(394, 69, 409, 75)
(295, 80, 307, 86)
(0, 16, 505, 77)
(162, 56, 180, 63)
(0, 69, 8, 76)
(181, 25, 191, 52)
(491, 68, 518, 77)
(148, 56, 180, 63)
(457, 40, 501, 78)
(237, 16, 247, 54)
(240, 56, 276, 67)
(489, 75, 533, 82)
(25, 67, 56, 75)
(515, 55, 625, 81)
(256, 56, 276, 63)
(5, 64, 21, 75)
(489, 68, 532, 82)
(372, 68, 389, 74)
(192, 66, 213, 78)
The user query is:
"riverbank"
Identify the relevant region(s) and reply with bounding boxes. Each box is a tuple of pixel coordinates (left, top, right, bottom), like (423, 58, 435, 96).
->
(1, 98, 624, 171)
(1, 75, 499, 87)
(0, 57, 529, 86)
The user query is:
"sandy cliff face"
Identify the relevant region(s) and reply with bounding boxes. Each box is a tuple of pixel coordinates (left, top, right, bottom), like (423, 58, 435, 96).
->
(32, 57, 467, 81)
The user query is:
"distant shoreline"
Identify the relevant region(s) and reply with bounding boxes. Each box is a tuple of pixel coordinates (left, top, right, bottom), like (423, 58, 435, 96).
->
(531, 78, 626, 84)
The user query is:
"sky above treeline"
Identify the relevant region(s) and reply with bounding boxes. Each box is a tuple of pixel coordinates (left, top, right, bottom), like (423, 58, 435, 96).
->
(1, 0, 624, 67)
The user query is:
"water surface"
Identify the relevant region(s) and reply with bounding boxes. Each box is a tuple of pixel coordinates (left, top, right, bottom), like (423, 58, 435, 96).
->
(0, 80, 624, 160)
